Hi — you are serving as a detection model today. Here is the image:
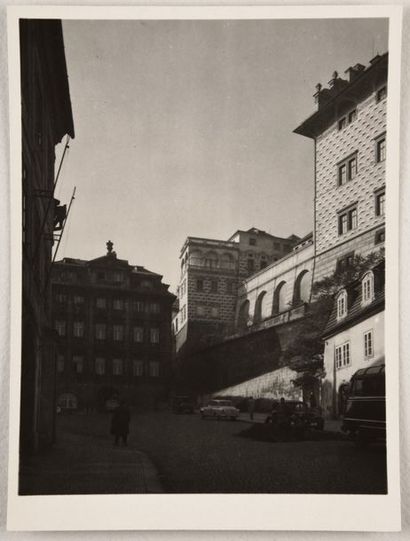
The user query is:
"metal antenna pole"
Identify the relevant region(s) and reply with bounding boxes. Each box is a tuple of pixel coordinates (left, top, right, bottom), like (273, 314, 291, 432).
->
(33, 135, 71, 260)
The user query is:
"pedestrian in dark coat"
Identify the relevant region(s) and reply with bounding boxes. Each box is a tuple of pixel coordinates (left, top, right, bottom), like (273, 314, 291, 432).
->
(248, 396, 255, 420)
(111, 401, 131, 446)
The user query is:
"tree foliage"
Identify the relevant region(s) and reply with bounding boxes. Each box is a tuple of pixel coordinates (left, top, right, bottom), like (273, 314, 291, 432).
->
(285, 249, 384, 378)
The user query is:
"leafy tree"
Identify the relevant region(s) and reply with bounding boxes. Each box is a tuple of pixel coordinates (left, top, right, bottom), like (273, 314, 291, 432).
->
(285, 249, 385, 381)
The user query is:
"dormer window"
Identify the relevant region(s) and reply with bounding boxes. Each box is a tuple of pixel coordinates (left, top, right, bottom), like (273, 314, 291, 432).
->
(336, 290, 348, 320)
(362, 272, 374, 305)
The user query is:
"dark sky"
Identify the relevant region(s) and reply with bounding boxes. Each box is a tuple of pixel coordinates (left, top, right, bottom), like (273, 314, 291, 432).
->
(55, 18, 388, 291)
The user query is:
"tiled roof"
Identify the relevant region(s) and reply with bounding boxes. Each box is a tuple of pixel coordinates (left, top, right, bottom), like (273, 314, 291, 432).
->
(322, 262, 385, 339)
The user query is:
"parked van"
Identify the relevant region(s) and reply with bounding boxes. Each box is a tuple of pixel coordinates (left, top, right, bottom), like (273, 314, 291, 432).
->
(342, 363, 385, 444)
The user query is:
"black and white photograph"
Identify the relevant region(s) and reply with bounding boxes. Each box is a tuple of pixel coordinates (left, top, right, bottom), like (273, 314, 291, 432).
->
(5, 4, 403, 532)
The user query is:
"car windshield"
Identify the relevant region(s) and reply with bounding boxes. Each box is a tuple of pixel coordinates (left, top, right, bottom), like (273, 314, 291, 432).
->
(209, 400, 233, 407)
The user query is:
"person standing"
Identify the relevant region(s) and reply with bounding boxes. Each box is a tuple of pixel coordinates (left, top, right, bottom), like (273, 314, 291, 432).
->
(111, 401, 131, 447)
(248, 396, 255, 420)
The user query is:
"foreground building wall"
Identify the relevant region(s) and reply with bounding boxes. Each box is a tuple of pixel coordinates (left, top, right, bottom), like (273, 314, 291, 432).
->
(20, 19, 75, 452)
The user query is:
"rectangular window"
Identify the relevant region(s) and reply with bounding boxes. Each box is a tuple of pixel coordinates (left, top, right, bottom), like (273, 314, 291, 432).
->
(376, 86, 387, 102)
(133, 326, 144, 343)
(112, 358, 123, 375)
(113, 325, 124, 341)
(249, 238, 256, 246)
(148, 302, 160, 314)
(113, 271, 123, 283)
(133, 360, 144, 377)
(348, 109, 357, 123)
(55, 293, 67, 304)
(150, 328, 160, 344)
(73, 321, 85, 338)
(149, 361, 160, 377)
(210, 280, 218, 293)
(350, 208, 357, 230)
(338, 206, 358, 235)
(196, 305, 206, 316)
(376, 137, 386, 163)
(376, 191, 385, 216)
(336, 252, 355, 272)
(338, 163, 347, 185)
(132, 300, 144, 312)
(113, 298, 124, 310)
(364, 331, 374, 358)
(247, 258, 255, 272)
(73, 295, 84, 305)
(197, 279, 204, 292)
(335, 342, 351, 370)
(96, 297, 106, 309)
(338, 117, 347, 130)
(73, 355, 84, 374)
(336, 293, 347, 319)
(55, 320, 66, 337)
(95, 357, 105, 375)
(348, 157, 357, 179)
(210, 306, 219, 318)
(57, 354, 65, 373)
(95, 323, 106, 340)
(375, 229, 385, 245)
(338, 154, 357, 186)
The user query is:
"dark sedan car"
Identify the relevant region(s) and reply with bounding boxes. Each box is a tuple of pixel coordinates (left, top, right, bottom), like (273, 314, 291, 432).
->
(172, 395, 196, 414)
(265, 401, 324, 430)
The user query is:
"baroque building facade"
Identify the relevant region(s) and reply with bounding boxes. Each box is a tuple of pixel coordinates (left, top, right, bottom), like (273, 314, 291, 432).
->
(51, 243, 176, 411)
(20, 20, 75, 452)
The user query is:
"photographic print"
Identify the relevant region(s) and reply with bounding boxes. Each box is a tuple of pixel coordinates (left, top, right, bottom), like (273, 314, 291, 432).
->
(7, 5, 401, 532)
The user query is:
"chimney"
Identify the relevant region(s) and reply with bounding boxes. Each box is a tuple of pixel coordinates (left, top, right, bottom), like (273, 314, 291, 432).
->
(327, 70, 349, 96)
(369, 54, 381, 65)
(344, 63, 365, 82)
(314, 83, 332, 109)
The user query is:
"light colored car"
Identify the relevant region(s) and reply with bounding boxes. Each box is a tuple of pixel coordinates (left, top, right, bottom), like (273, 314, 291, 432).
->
(200, 399, 239, 421)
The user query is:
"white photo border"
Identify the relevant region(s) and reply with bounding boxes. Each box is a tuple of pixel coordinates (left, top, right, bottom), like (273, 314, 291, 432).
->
(6, 4, 402, 532)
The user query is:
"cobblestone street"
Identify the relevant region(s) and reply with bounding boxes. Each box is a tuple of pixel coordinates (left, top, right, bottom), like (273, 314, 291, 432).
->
(20, 410, 387, 495)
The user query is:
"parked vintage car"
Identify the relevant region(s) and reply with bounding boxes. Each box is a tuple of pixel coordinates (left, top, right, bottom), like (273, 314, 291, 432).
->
(200, 399, 240, 421)
(172, 395, 196, 414)
(265, 401, 325, 430)
(342, 363, 386, 445)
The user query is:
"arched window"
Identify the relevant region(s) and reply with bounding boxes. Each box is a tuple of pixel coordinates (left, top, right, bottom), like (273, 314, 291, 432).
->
(362, 272, 374, 305)
(189, 250, 203, 267)
(220, 253, 234, 270)
(272, 281, 287, 315)
(293, 270, 310, 305)
(204, 251, 218, 269)
(237, 300, 250, 329)
(254, 291, 267, 323)
(336, 289, 348, 320)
